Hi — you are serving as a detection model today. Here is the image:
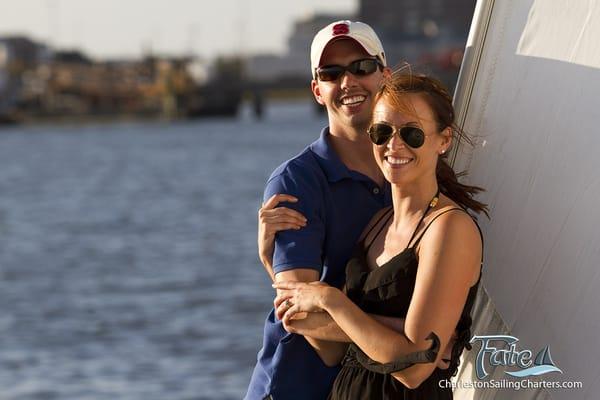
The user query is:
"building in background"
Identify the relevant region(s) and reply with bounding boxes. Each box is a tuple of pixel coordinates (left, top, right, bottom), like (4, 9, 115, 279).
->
(245, 0, 477, 96)
(359, 0, 476, 63)
(0, 36, 50, 122)
(359, 0, 476, 87)
(1, 2, 478, 122)
(0, 37, 243, 122)
(245, 13, 352, 88)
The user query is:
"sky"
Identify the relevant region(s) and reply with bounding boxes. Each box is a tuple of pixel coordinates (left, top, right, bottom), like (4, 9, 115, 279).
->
(0, 0, 357, 60)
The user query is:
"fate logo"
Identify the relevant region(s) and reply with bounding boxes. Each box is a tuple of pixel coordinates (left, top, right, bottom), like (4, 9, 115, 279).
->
(470, 335, 563, 380)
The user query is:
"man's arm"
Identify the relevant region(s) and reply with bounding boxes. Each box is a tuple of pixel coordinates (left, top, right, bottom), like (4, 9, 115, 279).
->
(258, 194, 306, 282)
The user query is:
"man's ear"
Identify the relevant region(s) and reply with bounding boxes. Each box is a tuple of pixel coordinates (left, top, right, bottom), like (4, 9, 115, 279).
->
(382, 66, 392, 79)
(311, 80, 325, 105)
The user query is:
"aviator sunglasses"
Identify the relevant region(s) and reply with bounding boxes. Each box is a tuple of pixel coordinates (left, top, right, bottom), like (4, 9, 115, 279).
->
(316, 58, 382, 82)
(367, 122, 426, 148)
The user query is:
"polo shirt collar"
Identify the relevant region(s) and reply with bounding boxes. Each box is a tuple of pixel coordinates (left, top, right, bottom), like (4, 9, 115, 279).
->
(309, 127, 353, 183)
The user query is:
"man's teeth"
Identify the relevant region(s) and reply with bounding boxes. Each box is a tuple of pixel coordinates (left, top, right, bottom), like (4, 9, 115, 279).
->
(386, 157, 412, 165)
(341, 95, 366, 105)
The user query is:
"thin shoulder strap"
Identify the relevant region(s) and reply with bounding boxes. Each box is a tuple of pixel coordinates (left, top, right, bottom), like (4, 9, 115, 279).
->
(403, 190, 441, 250)
(364, 207, 394, 252)
(408, 207, 467, 249)
(405, 205, 435, 249)
(362, 207, 393, 242)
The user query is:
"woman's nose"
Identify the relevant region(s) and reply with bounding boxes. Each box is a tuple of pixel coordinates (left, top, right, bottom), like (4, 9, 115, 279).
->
(387, 131, 406, 149)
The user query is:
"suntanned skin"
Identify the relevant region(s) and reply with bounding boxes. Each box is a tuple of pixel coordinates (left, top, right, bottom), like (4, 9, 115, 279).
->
(272, 94, 481, 388)
(257, 39, 456, 371)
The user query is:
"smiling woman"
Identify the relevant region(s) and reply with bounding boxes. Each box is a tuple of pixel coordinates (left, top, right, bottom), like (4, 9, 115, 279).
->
(374, 73, 489, 215)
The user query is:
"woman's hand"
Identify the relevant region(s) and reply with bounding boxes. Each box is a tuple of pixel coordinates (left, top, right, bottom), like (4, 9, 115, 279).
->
(258, 194, 307, 275)
(273, 281, 338, 324)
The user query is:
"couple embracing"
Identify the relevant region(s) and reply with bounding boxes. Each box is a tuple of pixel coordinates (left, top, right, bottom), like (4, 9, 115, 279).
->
(245, 20, 487, 400)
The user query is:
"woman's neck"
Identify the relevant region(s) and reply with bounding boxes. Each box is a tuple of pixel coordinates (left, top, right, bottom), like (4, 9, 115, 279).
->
(390, 176, 439, 228)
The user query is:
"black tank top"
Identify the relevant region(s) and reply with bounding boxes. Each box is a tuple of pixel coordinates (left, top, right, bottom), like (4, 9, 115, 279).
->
(328, 198, 483, 400)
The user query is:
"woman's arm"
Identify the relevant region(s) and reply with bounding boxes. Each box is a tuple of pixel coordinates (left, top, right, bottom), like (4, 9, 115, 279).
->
(275, 278, 407, 366)
(275, 211, 481, 388)
(391, 211, 481, 387)
(284, 312, 405, 343)
(283, 308, 453, 370)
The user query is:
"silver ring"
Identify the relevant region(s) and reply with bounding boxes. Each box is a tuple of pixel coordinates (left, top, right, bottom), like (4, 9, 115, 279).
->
(285, 299, 292, 308)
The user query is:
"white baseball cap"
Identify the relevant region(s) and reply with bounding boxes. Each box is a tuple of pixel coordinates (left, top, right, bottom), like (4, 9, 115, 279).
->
(310, 20, 387, 78)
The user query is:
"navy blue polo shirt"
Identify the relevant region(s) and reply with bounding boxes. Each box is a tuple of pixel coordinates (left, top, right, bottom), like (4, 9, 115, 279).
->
(245, 128, 391, 400)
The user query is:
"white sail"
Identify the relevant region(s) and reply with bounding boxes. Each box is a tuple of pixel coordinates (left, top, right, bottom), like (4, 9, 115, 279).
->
(452, 0, 599, 398)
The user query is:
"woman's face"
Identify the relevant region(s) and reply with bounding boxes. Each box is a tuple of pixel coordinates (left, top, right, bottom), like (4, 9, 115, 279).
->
(371, 94, 451, 187)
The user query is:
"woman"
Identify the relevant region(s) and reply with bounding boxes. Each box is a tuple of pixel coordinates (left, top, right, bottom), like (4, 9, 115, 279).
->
(270, 73, 488, 398)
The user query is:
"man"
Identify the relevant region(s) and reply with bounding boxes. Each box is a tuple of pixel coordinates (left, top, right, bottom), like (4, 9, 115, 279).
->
(245, 20, 393, 400)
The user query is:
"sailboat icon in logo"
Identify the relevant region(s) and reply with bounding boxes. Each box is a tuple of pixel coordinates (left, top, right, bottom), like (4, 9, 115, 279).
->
(505, 346, 563, 377)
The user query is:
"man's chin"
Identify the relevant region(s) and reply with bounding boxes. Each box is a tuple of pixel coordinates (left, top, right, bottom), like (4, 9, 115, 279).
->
(340, 100, 370, 115)
(345, 112, 371, 130)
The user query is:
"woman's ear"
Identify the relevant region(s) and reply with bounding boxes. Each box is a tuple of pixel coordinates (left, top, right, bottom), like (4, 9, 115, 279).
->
(439, 127, 452, 154)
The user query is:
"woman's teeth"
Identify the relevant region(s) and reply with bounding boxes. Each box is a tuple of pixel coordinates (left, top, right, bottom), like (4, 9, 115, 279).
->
(386, 156, 412, 165)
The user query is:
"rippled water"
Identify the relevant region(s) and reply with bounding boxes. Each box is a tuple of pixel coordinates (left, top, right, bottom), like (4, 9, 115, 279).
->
(0, 100, 326, 399)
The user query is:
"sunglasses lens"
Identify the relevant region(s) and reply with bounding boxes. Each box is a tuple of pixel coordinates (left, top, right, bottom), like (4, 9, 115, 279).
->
(400, 127, 425, 148)
(317, 59, 380, 81)
(316, 66, 343, 81)
(348, 59, 379, 76)
(368, 123, 394, 145)
(368, 124, 426, 148)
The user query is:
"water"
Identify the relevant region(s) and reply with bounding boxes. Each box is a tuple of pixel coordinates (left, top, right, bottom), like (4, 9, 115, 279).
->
(0, 100, 327, 400)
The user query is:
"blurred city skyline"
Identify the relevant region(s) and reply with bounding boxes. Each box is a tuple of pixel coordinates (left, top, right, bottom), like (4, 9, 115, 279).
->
(1, 1, 476, 123)
(0, 0, 357, 60)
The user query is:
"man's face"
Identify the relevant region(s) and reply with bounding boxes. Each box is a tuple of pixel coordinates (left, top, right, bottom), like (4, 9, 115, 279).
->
(311, 39, 387, 134)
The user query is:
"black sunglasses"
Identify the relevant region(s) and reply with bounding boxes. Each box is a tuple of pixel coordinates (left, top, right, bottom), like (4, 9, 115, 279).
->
(367, 122, 426, 148)
(316, 58, 382, 82)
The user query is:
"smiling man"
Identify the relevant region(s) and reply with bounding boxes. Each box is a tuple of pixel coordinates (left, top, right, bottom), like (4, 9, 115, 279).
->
(244, 21, 393, 400)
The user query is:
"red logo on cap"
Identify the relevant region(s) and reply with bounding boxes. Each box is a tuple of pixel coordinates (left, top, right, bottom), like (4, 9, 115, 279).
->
(332, 23, 349, 36)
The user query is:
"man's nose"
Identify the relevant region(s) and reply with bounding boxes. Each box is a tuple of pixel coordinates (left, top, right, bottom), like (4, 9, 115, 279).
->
(339, 71, 359, 89)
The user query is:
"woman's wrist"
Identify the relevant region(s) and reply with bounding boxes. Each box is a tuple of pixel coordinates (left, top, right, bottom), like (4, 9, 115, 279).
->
(321, 286, 343, 313)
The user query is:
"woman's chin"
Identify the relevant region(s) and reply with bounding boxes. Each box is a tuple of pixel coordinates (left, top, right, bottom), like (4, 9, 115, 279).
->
(383, 167, 413, 186)
(384, 175, 412, 187)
